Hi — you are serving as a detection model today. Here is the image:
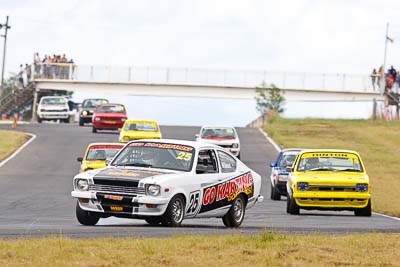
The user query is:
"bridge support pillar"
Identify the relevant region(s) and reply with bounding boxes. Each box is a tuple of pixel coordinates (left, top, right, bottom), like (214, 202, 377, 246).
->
(31, 88, 38, 123)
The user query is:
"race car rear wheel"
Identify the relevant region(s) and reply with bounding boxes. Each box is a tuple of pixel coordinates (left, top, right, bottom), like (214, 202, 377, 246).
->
(92, 127, 97, 133)
(354, 199, 372, 217)
(287, 195, 300, 215)
(271, 183, 281, 200)
(75, 201, 100, 226)
(162, 195, 185, 227)
(222, 195, 246, 228)
(145, 217, 162, 225)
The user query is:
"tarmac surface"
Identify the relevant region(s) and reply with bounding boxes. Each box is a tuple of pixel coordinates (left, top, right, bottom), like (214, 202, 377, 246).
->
(0, 123, 399, 238)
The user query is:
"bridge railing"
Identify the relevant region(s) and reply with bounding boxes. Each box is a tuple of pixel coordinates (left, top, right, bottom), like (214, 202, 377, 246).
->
(32, 64, 376, 92)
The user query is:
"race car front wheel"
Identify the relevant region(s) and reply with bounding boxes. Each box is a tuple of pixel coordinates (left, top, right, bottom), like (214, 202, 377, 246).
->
(222, 195, 246, 228)
(287, 195, 300, 215)
(145, 217, 162, 226)
(270, 183, 281, 200)
(162, 195, 185, 227)
(354, 199, 372, 217)
(92, 127, 97, 133)
(76, 201, 100, 226)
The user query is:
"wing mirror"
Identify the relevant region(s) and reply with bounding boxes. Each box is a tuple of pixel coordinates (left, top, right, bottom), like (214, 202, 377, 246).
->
(77, 157, 83, 162)
(269, 161, 276, 168)
(196, 159, 208, 174)
(105, 159, 111, 166)
(286, 166, 293, 172)
(195, 134, 199, 140)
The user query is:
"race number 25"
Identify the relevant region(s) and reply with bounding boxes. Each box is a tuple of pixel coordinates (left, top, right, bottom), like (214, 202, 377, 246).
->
(186, 191, 200, 215)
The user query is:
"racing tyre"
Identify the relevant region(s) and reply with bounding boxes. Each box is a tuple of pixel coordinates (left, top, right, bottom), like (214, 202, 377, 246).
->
(237, 153, 241, 160)
(354, 199, 372, 217)
(286, 194, 291, 213)
(75, 201, 100, 226)
(222, 195, 246, 228)
(37, 117, 42, 123)
(79, 118, 84, 126)
(92, 127, 97, 133)
(145, 217, 162, 226)
(162, 195, 185, 227)
(287, 195, 300, 215)
(270, 183, 281, 200)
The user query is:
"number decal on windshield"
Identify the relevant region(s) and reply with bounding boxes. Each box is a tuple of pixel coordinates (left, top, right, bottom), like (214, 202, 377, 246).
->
(176, 152, 192, 161)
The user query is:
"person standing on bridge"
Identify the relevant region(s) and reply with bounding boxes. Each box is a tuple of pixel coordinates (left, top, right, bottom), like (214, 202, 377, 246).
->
(371, 68, 377, 91)
(378, 65, 384, 89)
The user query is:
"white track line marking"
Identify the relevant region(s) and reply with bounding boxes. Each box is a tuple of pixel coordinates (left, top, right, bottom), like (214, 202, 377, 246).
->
(0, 132, 37, 168)
(257, 127, 400, 222)
(258, 128, 281, 152)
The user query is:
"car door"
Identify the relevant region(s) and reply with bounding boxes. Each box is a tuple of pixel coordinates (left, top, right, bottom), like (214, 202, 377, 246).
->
(185, 148, 220, 218)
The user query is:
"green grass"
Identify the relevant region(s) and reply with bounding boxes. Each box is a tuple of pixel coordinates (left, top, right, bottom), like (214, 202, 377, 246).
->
(0, 233, 398, 266)
(264, 118, 400, 217)
(0, 130, 29, 161)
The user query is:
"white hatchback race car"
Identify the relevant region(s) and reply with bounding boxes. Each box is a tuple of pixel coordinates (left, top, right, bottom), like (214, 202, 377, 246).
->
(71, 139, 263, 227)
(195, 126, 241, 159)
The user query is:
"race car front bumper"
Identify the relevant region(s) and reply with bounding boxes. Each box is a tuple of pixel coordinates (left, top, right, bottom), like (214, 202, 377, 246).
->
(72, 190, 171, 217)
(38, 111, 69, 119)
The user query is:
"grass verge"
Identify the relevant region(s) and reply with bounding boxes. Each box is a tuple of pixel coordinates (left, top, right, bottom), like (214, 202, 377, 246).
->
(0, 130, 29, 161)
(0, 233, 399, 266)
(264, 118, 400, 217)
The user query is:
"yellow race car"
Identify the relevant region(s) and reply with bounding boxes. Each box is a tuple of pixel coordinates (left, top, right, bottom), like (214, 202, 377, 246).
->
(77, 143, 124, 172)
(286, 149, 371, 216)
(119, 120, 162, 142)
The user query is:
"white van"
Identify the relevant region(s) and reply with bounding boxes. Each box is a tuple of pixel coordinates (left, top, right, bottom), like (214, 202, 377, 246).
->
(37, 96, 70, 123)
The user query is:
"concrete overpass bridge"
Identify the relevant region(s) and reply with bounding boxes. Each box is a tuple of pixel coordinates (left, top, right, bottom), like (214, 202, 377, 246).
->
(33, 65, 381, 102)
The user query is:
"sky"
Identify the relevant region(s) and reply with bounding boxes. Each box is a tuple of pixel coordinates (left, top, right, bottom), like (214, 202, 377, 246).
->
(0, 0, 398, 125)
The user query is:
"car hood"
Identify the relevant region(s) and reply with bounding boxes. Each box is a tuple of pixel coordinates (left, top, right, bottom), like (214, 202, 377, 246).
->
(122, 130, 161, 139)
(199, 137, 239, 145)
(274, 167, 289, 175)
(294, 171, 368, 184)
(94, 112, 127, 118)
(92, 167, 182, 182)
(85, 160, 106, 169)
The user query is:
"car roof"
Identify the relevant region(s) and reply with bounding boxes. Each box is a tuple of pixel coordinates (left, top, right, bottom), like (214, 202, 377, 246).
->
(128, 139, 222, 150)
(87, 142, 125, 147)
(299, 149, 360, 155)
(281, 148, 303, 152)
(125, 119, 158, 124)
(41, 96, 67, 99)
(200, 125, 236, 129)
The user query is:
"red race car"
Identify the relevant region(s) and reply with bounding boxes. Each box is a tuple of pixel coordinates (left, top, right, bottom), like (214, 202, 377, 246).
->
(92, 103, 127, 133)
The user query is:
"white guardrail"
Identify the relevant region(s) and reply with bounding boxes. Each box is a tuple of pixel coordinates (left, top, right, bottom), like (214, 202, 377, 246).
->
(32, 63, 376, 92)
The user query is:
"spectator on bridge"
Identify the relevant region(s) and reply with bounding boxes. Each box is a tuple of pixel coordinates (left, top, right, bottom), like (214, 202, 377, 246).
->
(371, 68, 378, 91)
(388, 66, 397, 81)
(25, 63, 31, 81)
(378, 65, 384, 88)
(33, 52, 41, 77)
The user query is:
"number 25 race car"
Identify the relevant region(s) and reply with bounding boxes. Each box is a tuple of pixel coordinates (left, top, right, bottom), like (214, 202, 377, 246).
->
(71, 139, 263, 227)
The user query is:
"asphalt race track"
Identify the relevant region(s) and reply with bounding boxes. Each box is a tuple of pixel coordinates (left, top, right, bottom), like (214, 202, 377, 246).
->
(0, 123, 399, 238)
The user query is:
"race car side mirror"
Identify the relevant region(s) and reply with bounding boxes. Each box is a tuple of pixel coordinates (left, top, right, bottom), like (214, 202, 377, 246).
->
(77, 157, 83, 162)
(105, 160, 111, 166)
(269, 161, 276, 168)
(195, 134, 199, 140)
(286, 166, 293, 172)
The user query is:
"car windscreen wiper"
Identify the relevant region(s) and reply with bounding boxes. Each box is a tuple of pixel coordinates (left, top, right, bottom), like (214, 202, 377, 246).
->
(333, 168, 361, 172)
(306, 167, 336, 172)
(119, 163, 153, 168)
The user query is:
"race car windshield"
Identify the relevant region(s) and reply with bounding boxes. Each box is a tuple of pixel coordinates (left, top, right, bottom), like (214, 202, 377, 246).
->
(83, 99, 108, 108)
(41, 98, 66, 105)
(111, 142, 195, 172)
(125, 123, 158, 132)
(278, 152, 299, 167)
(97, 105, 125, 113)
(86, 148, 121, 161)
(296, 153, 363, 172)
(201, 128, 236, 138)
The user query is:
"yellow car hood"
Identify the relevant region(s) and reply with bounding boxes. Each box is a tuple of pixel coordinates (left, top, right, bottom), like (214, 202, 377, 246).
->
(294, 171, 368, 185)
(85, 160, 107, 170)
(123, 130, 161, 139)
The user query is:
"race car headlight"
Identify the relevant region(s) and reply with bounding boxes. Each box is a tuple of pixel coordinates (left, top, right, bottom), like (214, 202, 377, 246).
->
(232, 143, 239, 148)
(76, 179, 89, 191)
(146, 184, 160, 196)
(121, 118, 126, 122)
(82, 110, 88, 116)
(356, 183, 368, 192)
(123, 136, 130, 142)
(94, 117, 100, 121)
(297, 182, 308, 191)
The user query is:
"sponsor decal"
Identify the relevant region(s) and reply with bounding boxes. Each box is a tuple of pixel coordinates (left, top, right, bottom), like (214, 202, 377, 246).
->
(104, 195, 123, 201)
(89, 145, 123, 150)
(199, 172, 254, 213)
(128, 142, 193, 152)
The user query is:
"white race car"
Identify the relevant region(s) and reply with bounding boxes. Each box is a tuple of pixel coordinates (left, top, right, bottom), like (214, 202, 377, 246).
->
(196, 126, 241, 159)
(71, 139, 263, 227)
